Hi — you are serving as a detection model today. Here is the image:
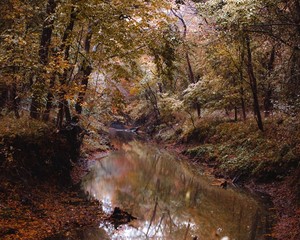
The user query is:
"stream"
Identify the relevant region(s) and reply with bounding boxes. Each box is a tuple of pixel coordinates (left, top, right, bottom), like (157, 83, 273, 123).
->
(79, 129, 272, 240)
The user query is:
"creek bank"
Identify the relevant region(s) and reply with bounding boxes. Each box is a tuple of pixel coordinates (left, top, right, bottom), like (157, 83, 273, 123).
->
(148, 117, 300, 240)
(0, 117, 111, 240)
(0, 179, 105, 240)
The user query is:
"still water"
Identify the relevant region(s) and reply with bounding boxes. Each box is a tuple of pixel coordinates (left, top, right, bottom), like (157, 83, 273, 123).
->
(81, 130, 271, 240)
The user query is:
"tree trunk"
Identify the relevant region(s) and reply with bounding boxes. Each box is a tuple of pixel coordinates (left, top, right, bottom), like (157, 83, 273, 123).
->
(43, 6, 77, 122)
(30, 0, 57, 119)
(7, 82, 20, 118)
(245, 34, 264, 131)
(64, 99, 71, 123)
(55, 7, 78, 127)
(75, 25, 93, 114)
(186, 51, 201, 118)
(196, 102, 201, 118)
(240, 86, 247, 121)
(56, 96, 71, 129)
(288, 1, 300, 100)
(75, 63, 92, 114)
(172, 9, 201, 118)
(264, 46, 275, 117)
(264, 85, 273, 117)
(186, 52, 195, 84)
(234, 106, 238, 121)
(42, 74, 56, 121)
(289, 48, 300, 99)
(145, 83, 160, 121)
(56, 72, 69, 128)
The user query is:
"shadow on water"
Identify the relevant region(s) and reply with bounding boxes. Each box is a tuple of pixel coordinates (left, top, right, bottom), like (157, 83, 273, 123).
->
(78, 130, 274, 239)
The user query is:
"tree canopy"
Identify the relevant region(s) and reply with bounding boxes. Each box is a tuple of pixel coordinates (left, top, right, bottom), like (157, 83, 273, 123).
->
(1, 0, 300, 129)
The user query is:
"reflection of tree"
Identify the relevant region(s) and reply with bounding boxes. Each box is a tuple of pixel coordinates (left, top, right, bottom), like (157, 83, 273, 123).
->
(83, 141, 268, 239)
(146, 197, 158, 237)
(249, 209, 263, 240)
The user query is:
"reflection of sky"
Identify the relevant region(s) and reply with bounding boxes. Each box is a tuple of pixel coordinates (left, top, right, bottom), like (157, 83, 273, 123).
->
(99, 219, 196, 240)
(82, 140, 268, 240)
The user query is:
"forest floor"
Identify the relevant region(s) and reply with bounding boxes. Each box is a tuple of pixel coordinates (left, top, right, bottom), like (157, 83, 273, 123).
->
(0, 169, 106, 240)
(0, 117, 111, 240)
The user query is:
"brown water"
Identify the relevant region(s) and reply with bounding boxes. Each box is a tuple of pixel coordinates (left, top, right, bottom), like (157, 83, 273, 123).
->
(81, 132, 271, 240)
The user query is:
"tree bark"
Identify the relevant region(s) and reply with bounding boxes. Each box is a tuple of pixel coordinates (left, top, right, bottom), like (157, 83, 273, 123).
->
(264, 46, 275, 117)
(145, 83, 160, 121)
(7, 82, 20, 118)
(75, 25, 93, 114)
(43, 6, 77, 122)
(245, 34, 264, 131)
(234, 106, 238, 121)
(30, 0, 57, 119)
(53, 7, 77, 127)
(42, 75, 56, 121)
(240, 86, 247, 121)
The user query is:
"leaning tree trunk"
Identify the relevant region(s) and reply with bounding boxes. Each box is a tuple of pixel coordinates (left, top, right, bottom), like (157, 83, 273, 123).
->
(52, 7, 78, 128)
(30, 0, 57, 119)
(245, 34, 264, 131)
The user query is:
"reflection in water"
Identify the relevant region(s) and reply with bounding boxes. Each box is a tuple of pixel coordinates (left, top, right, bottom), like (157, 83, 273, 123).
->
(82, 137, 269, 240)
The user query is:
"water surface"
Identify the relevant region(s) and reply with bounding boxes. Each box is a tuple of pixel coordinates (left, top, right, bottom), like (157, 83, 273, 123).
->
(82, 134, 270, 240)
